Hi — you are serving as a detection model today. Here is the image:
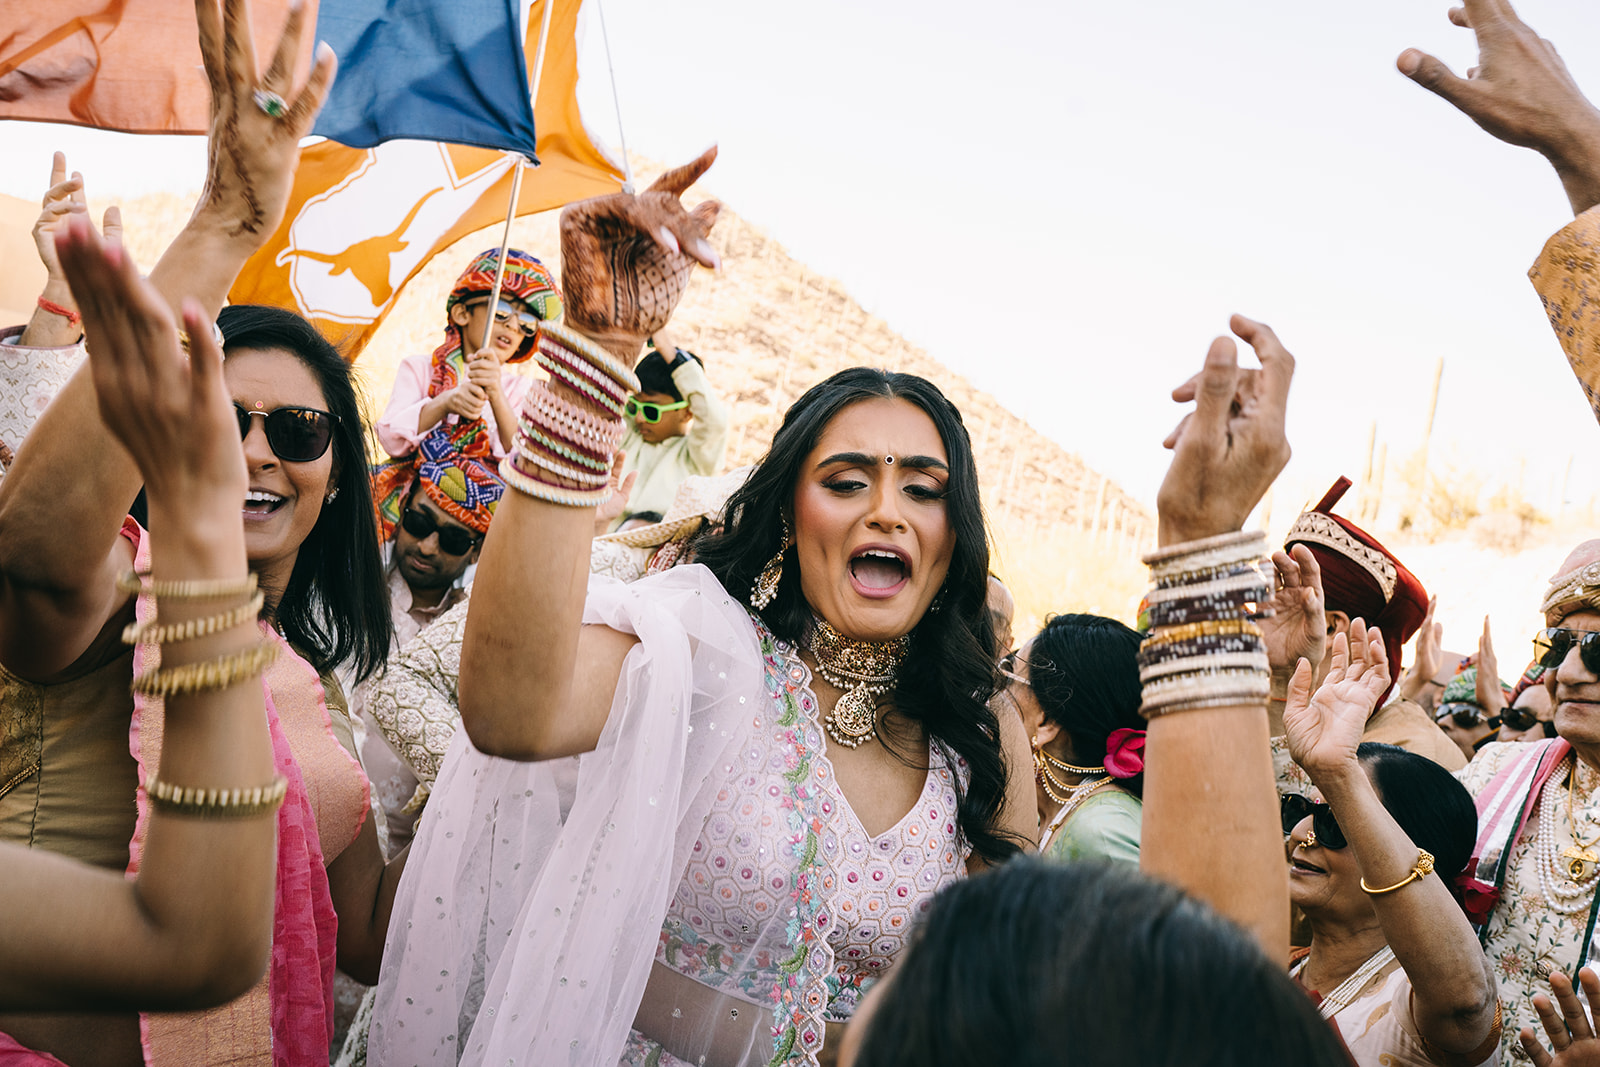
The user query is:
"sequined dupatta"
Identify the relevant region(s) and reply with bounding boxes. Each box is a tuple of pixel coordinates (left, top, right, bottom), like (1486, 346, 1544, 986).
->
(371, 565, 852, 1066)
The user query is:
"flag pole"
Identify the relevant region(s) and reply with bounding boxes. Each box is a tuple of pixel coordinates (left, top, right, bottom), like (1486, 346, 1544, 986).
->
(481, 0, 555, 346)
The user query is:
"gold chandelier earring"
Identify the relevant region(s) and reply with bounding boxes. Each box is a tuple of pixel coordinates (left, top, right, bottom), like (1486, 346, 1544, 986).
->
(750, 518, 790, 610)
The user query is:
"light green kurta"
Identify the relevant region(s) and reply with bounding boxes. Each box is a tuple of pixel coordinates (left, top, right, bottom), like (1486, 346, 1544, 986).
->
(1041, 789, 1142, 866)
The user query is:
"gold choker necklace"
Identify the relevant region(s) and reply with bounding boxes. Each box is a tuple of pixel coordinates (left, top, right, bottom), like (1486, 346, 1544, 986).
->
(808, 617, 910, 749)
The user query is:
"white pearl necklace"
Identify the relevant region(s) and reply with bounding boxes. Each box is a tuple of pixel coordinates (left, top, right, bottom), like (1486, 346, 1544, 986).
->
(1292, 946, 1398, 1019)
(1535, 756, 1600, 915)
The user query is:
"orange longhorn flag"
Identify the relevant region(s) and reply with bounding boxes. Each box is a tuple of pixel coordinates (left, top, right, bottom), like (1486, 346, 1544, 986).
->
(0, 0, 312, 133)
(228, 0, 622, 357)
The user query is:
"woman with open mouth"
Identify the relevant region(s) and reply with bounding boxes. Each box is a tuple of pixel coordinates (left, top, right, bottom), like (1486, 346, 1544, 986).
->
(369, 148, 1041, 1067)
(1282, 620, 1500, 1066)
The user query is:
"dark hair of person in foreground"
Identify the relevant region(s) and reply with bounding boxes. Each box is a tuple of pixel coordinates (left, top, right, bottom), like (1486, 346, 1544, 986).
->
(850, 857, 1352, 1067)
(693, 366, 1018, 866)
(217, 304, 392, 681)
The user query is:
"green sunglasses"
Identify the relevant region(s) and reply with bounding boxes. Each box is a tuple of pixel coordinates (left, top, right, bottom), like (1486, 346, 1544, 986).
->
(626, 397, 690, 423)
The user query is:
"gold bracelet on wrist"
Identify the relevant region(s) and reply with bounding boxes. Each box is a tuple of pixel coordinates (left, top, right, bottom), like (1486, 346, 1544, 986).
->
(118, 569, 258, 601)
(131, 641, 279, 697)
(145, 774, 287, 818)
(121, 590, 265, 646)
(1361, 848, 1435, 895)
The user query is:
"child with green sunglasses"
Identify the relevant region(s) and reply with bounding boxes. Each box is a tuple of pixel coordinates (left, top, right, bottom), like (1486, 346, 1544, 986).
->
(615, 330, 729, 529)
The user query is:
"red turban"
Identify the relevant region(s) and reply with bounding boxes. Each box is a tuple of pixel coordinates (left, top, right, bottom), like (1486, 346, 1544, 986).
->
(1284, 477, 1429, 682)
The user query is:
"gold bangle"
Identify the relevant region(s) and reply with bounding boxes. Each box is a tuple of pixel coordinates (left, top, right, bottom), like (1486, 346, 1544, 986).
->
(1361, 848, 1435, 895)
(121, 590, 265, 646)
(175, 320, 225, 356)
(118, 569, 258, 601)
(1143, 618, 1265, 645)
(131, 641, 279, 697)
(145, 774, 287, 818)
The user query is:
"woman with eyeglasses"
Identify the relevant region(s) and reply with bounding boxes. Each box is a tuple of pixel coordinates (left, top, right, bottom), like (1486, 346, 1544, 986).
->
(1498, 663, 1555, 742)
(1282, 620, 1499, 1066)
(1000, 614, 1145, 864)
(0, 6, 408, 1063)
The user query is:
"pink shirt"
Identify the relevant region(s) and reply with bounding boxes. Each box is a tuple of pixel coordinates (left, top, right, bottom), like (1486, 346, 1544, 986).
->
(373, 352, 534, 460)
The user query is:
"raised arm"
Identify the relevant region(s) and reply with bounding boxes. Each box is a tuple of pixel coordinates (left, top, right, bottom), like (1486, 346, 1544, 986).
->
(1138, 315, 1294, 959)
(0, 0, 334, 680)
(1399, 0, 1600, 216)
(1285, 622, 1498, 1055)
(0, 217, 278, 1011)
(17, 152, 121, 349)
(459, 151, 721, 760)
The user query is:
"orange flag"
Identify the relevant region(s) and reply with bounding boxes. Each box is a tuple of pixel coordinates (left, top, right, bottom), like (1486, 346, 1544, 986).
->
(228, 0, 621, 356)
(0, 0, 311, 132)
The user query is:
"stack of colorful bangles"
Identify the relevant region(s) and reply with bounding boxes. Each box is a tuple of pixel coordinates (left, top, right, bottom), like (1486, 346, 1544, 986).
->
(501, 321, 635, 506)
(1138, 531, 1273, 717)
(117, 568, 287, 818)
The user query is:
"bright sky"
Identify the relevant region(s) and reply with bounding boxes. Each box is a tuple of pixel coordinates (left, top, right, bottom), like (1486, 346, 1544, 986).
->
(6, 0, 1600, 519)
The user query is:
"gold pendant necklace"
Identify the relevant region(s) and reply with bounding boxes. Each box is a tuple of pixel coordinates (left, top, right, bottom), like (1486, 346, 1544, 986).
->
(808, 617, 910, 749)
(1564, 761, 1600, 881)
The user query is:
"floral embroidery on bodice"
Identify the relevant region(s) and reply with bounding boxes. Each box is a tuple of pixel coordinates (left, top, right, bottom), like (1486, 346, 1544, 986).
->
(656, 618, 970, 1025)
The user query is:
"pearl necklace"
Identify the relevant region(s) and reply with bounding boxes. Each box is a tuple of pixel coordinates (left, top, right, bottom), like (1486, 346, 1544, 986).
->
(1536, 756, 1600, 914)
(1038, 776, 1118, 852)
(1292, 946, 1397, 1019)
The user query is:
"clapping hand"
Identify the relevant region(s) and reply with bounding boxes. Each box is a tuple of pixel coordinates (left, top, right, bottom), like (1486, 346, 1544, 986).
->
(1477, 616, 1507, 718)
(1398, 0, 1600, 214)
(1521, 968, 1600, 1066)
(1283, 620, 1391, 778)
(1157, 315, 1294, 546)
(559, 149, 722, 363)
(33, 153, 122, 300)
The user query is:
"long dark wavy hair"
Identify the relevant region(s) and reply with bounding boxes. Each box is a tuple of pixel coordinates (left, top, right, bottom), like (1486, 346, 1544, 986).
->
(853, 858, 1352, 1067)
(218, 305, 391, 682)
(693, 367, 1022, 865)
(1028, 613, 1146, 796)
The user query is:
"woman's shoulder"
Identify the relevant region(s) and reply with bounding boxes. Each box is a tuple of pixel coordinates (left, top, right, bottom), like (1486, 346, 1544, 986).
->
(1047, 788, 1142, 865)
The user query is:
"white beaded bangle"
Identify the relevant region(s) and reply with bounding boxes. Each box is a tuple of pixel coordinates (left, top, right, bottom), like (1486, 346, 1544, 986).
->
(538, 321, 642, 393)
(516, 418, 614, 471)
(1138, 651, 1271, 683)
(498, 456, 613, 508)
(1144, 531, 1268, 568)
(514, 443, 613, 487)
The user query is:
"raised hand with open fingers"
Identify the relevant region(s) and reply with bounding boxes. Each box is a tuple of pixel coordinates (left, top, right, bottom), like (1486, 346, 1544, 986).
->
(559, 147, 722, 363)
(1477, 615, 1507, 717)
(1283, 619, 1392, 778)
(1398, 0, 1600, 214)
(192, 0, 337, 244)
(1521, 968, 1600, 1066)
(53, 214, 245, 513)
(1157, 314, 1294, 546)
(1260, 545, 1327, 676)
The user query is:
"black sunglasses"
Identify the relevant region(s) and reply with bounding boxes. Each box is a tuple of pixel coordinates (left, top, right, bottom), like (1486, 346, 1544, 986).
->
(1535, 627, 1600, 675)
(1501, 704, 1557, 737)
(1435, 704, 1491, 731)
(1280, 793, 1346, 850)
(401, 506, 481, 556)
(235, 404, 337, 463)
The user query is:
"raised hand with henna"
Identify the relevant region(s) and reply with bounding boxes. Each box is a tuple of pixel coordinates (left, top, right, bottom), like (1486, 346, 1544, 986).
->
(559, 148, 722, 363)
(1398, 0, 1600, 215)
(1521, 968, 1600, 1066)
(1157, 315, 1294, 546)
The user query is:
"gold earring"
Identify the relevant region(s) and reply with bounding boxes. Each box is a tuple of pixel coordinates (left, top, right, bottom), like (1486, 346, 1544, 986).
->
(750, 518, 790, 610)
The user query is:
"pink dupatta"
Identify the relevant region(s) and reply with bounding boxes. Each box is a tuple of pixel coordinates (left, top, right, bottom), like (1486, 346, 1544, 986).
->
(123, 526, 363, 1066)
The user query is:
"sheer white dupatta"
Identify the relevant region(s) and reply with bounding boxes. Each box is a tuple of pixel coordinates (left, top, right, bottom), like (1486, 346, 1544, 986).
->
(370, 564, 762, 1065)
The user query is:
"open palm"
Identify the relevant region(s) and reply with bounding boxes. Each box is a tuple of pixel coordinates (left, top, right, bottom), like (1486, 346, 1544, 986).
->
(1282, 620, 1391, 777)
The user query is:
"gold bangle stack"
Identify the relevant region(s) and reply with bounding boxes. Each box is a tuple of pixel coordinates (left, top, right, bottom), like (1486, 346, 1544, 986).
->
(132, 642, 280, 697)
(145, 774, 287, 819)
(122, 590, 265, 646)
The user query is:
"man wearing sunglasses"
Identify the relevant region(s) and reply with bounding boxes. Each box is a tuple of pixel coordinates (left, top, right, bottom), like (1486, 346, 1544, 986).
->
(1454, 540, 1600, 1057)
(353, 445, 503, 856)
(614, 329, 729, 530)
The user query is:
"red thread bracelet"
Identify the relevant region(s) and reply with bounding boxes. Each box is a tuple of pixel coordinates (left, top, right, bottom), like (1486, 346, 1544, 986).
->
(37, 296, 80, 326)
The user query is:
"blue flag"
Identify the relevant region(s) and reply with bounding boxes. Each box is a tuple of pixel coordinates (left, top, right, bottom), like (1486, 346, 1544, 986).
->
(312, 0, 539, 159)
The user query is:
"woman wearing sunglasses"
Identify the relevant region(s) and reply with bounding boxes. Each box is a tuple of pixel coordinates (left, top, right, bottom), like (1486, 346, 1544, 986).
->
(1282, 620, 1498, 1066)
(0, 7, 408, 1063)
(999, 614, 1145, 864)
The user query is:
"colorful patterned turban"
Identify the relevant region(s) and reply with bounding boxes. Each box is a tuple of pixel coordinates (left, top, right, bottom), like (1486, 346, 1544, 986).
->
(415, 432, 505, 536)
(1285, 477, 1430, 681)
(444, 248, 562, 366)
